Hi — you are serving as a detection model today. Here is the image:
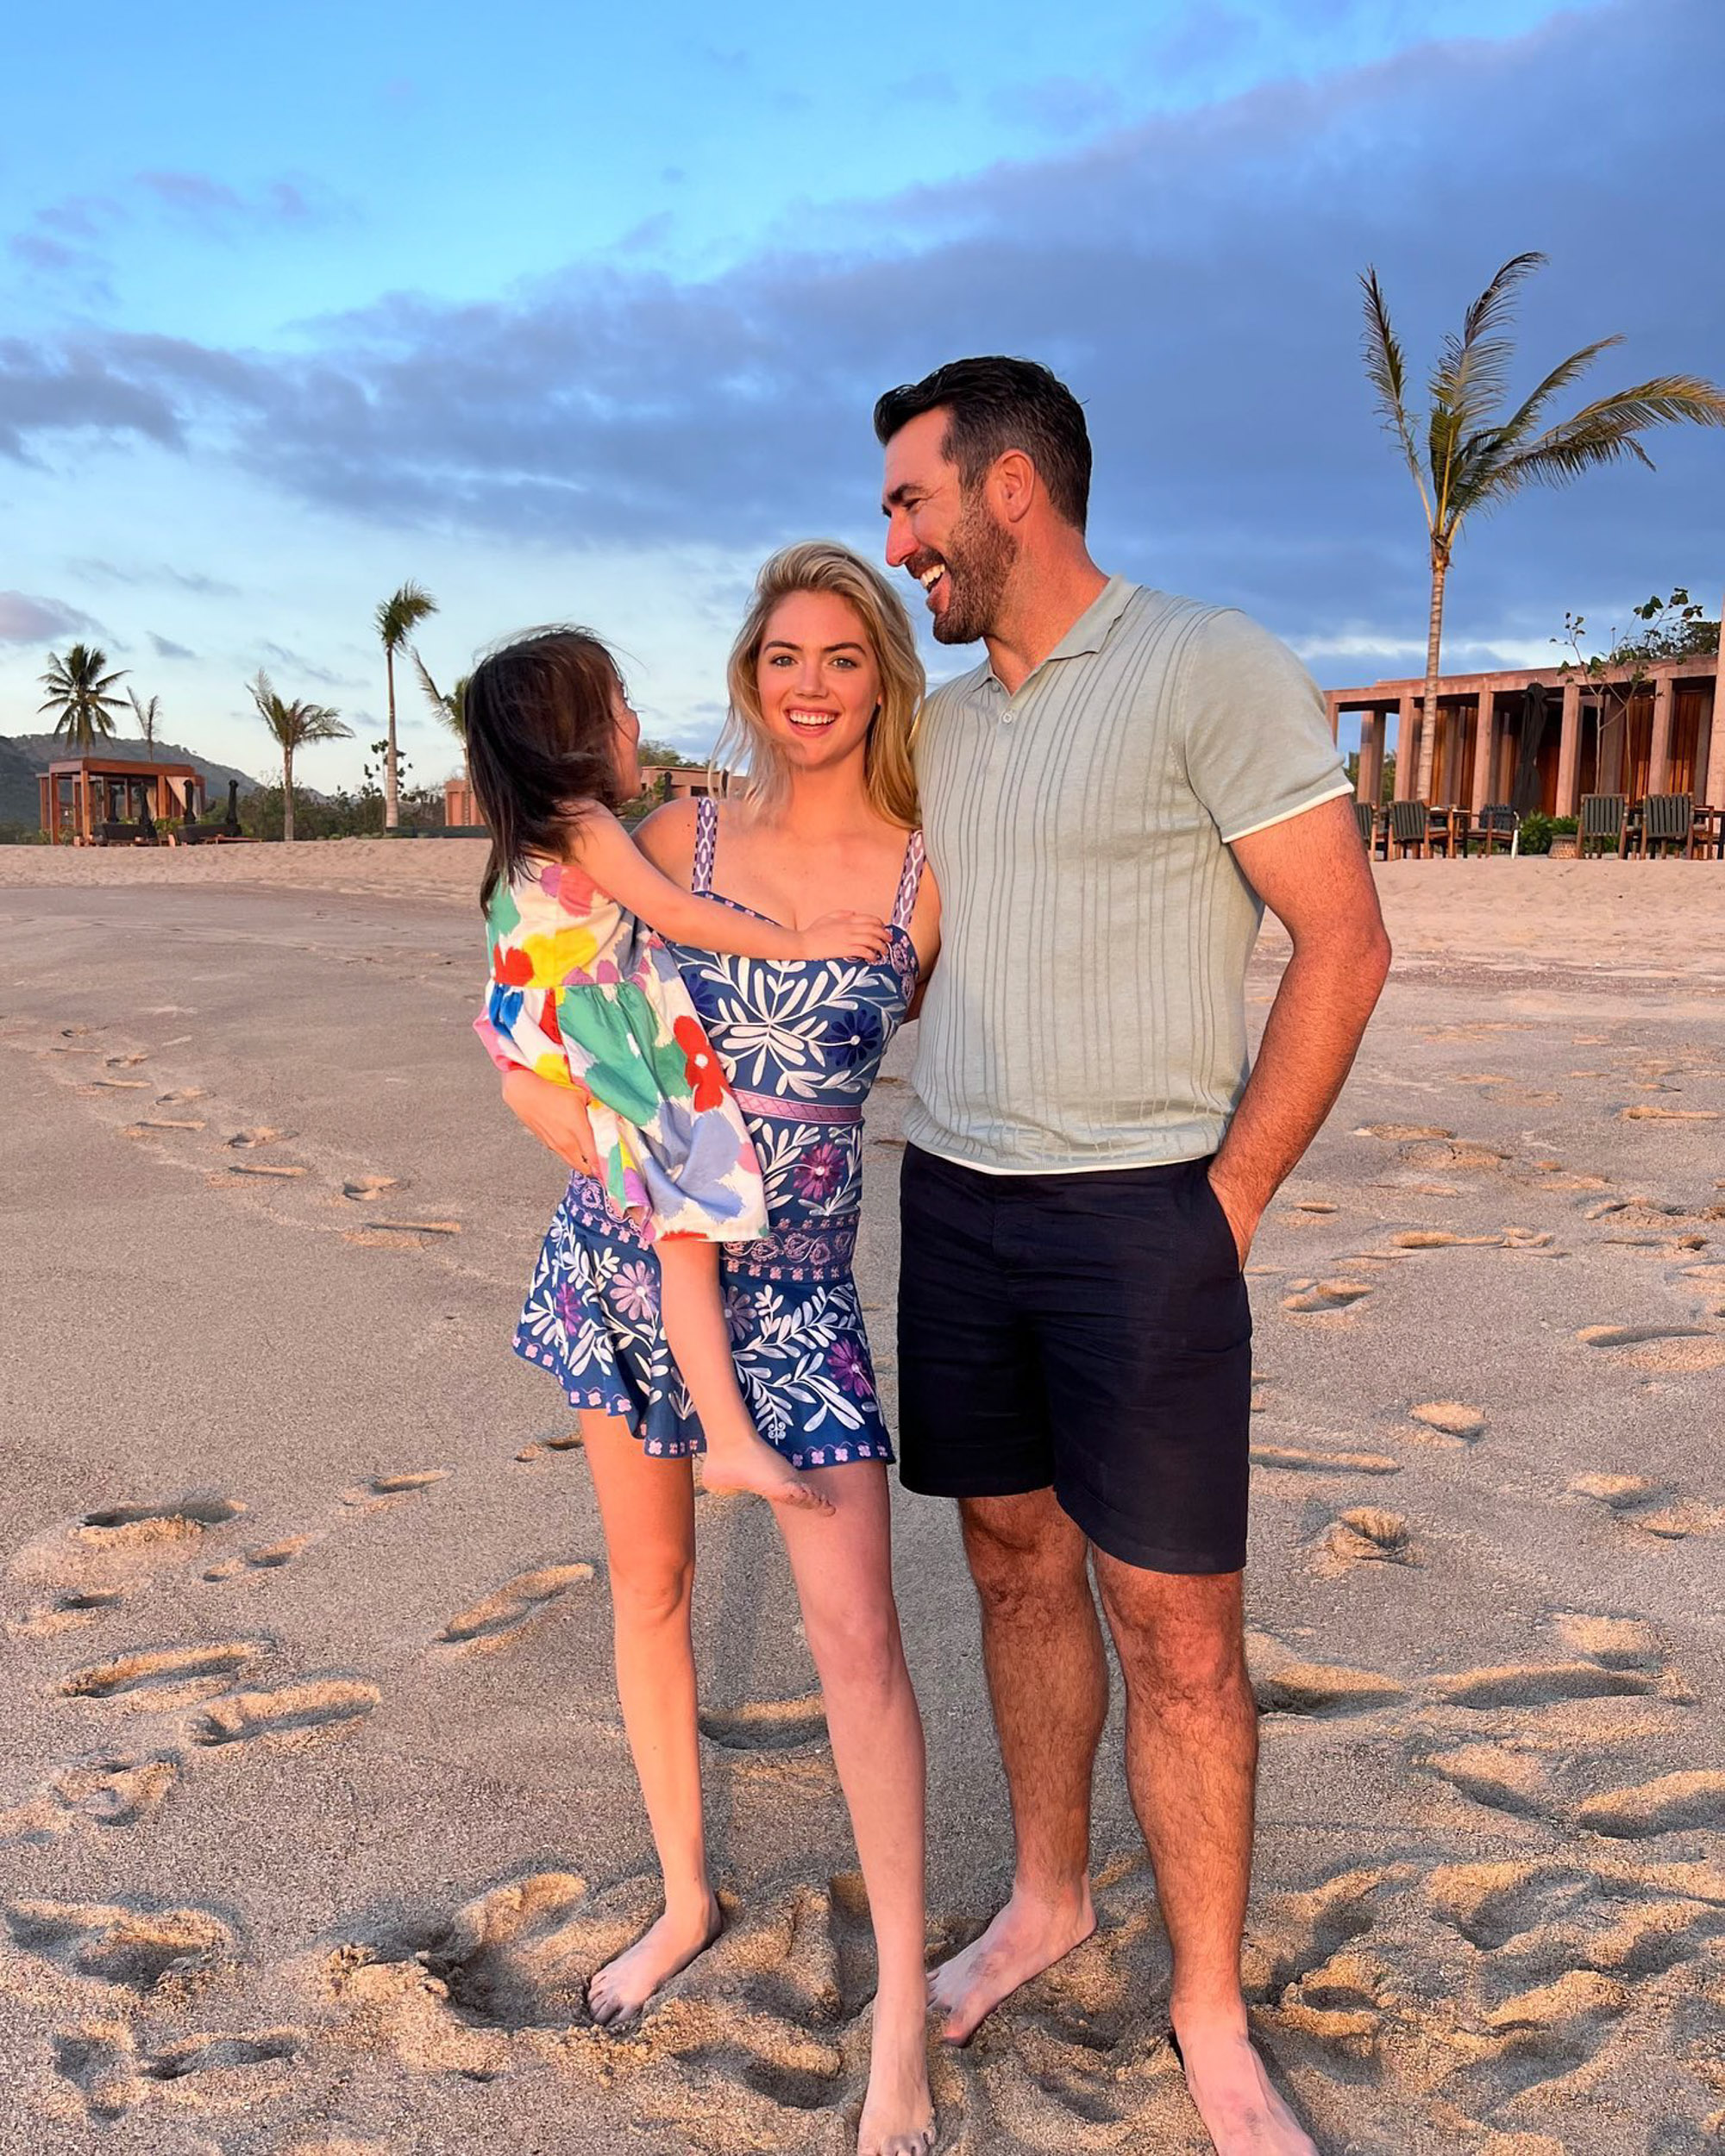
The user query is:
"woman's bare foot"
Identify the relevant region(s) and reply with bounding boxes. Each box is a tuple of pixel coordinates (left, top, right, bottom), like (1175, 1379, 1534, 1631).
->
(857, 1986, 936, 2156)
(699, 1433, 833, 1514)
(1170, 2014, 1317, 2154)
(929, 1885, 1095, 2043)
(586, 1894, 722, 2030)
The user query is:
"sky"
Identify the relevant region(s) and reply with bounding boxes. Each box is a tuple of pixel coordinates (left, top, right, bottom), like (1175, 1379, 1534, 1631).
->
(3, 0, 1722, 790)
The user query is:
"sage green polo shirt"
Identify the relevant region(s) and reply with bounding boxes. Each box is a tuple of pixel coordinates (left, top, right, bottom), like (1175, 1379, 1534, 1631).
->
(907, 577, 1350, 1172)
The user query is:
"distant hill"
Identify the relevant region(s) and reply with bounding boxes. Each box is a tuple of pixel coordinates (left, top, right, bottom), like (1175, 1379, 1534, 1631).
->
(0, 733, 260, 830)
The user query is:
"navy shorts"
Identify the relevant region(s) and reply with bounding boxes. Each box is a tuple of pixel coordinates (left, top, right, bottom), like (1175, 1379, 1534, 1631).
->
(896, 1145, 1252, 1574)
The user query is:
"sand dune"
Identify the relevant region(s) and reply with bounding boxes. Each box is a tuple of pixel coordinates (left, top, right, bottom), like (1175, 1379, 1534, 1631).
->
(3, 854, 1723, 2152)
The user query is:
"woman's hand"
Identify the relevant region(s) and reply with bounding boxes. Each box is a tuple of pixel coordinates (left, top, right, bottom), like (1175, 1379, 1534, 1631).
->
(794, 911, 892, 962)
(501, 1067, 598, 1176)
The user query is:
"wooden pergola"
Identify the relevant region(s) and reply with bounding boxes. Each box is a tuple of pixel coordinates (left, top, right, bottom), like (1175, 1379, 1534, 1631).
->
(1325, 648, 1724, 818)
(38, 755, 206, 845)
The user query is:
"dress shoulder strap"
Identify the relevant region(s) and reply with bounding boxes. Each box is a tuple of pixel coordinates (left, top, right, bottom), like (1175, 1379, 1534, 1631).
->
(890, 830, 926, 931)
(692, 796, 718, 895)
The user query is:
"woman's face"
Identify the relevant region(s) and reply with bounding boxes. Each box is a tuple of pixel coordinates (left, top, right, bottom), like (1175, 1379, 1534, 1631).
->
(609, 677, 643, 799)
(755, 590, 881, 778)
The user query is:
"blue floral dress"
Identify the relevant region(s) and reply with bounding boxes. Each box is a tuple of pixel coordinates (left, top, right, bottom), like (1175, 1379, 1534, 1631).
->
(513, 799, 926, 1469)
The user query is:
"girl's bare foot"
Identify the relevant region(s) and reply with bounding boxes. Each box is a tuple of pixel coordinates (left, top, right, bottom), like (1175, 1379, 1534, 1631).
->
(857, 1987, 936, 2156)
(700, 1433, 833, 1514)
(586, 1894, 722, 2030)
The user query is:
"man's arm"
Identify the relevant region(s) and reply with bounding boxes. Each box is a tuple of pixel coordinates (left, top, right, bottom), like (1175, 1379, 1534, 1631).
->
(1207, 794, 1391, 1260)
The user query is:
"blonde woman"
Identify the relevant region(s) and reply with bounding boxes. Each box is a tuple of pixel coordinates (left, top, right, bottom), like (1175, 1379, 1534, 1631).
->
(501, 542, 941, 2156)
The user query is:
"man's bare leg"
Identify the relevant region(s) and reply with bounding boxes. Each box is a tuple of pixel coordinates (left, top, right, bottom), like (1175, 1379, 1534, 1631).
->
(932, 1489, 1107, 2042)
(1092, 1555, 1315, 2156)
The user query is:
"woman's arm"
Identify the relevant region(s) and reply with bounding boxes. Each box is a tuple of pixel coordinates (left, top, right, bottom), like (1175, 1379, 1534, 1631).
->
(572, 807, 889, 962)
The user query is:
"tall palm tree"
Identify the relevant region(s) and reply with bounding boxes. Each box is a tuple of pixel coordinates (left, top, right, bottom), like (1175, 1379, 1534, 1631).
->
(411, 650, 471, 781)
(374, 581, 437, 830)
(127, 687, 162, 750)
(247, 669, 352, 843)
(39, 644, 129, 752)
(1360, 252, 1725, 803)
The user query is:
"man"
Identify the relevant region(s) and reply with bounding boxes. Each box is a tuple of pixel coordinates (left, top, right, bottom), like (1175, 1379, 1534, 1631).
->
(877, 355, 1390, 2156)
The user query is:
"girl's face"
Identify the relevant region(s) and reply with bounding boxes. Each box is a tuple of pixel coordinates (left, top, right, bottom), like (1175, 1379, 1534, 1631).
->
(609, 678, 643, 799)
(755, 590, 881, 778)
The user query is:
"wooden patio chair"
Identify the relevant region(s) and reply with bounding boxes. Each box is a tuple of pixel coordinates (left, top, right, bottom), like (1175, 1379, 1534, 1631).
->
(1578, 794, 1627, 856)
(1387, 800, 1431, 859)
(1637, 793, 1695, 858)
(1463, 804, 1518, 857)
(1352, 799, 1376, 852)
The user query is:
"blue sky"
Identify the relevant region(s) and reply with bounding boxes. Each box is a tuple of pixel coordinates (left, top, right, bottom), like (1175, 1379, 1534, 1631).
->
(3, 0, 1721, 788)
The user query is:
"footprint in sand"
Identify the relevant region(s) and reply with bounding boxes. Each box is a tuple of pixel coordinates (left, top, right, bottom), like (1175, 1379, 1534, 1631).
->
(340, 1470, 451, 1509)
(77, 1495, 246, 1550)
(1421, 1743, 1555, 1820)
(9, 1585, 129, 1639)
(515, 1429, 585, 1463)
(53, 2024, 301, 2122)
(0, 1752, 181, 1842)
(1578, 1771, 1725, 1838)
(392, 1870, 624, 2034)
(1568, 1471, 1669, 1513)
(60, 1642, 265, 1708)
(202, 1536, 317, 1582)
(699, 1691, 831, 1752)
(1549, 1613, 1663, 1670)
(1430, 1661, 1659, 1709)
(1576, 1324, 1725, 1374)
(434, 1564, 594, 1649)
(1245, 1633, 1403, 1717)
(1409, 1401, 1486, 1444)
(192, 1678, 380, 1748)
(1316, 1507, 1417, 1576)
(1390, 1230, 1504, 1250)
(342, 1174, 399, 1200)
(1252, 1443, 1400, 1476)
(1281, 1279, 1372, 1313)
(5, 1900, 234, 1992)
(226, 1127, 285, 1148)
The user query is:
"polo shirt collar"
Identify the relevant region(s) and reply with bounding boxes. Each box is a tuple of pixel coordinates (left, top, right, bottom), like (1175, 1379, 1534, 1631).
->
(979, 573, 1136, 696)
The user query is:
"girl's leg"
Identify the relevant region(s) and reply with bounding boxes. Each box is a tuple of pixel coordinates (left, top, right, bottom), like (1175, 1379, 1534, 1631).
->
(776, 1464, 935, 2156)
(656, 1238, 831, 1514)
(580, 1410, 723, 2026)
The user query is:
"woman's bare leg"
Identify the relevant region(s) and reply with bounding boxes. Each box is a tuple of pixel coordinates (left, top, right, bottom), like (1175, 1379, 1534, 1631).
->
(656, 1238, 830, 1514)
(581, 1411, 723, 2026)
(777, 1464, 935, 2156)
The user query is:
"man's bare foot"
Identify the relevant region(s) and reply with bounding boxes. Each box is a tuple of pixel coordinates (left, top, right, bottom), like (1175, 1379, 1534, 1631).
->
(586, 1895, 722, 2030)
(1170, 2015, 1317, 2154)
(930, 1886, 1095, 2043)
(857, 1986, 936, 2155)
(700, 1434, 832, 1514)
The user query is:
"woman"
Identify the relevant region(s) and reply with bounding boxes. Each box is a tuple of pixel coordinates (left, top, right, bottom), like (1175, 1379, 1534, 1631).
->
(500, 541, 940, 2156)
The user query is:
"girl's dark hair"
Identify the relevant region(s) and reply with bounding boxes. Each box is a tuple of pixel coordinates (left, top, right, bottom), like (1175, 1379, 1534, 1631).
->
(466, 627, 627, 909)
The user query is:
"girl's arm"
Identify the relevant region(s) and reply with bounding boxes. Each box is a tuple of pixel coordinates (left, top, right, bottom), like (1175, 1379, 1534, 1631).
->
(571, 806, 890, 961)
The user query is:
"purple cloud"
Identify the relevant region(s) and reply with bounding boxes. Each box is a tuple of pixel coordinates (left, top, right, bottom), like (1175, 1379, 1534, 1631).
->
(0, 592, 103, 644)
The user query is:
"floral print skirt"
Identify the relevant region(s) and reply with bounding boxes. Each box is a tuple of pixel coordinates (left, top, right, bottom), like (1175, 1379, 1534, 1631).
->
(514, 1175, 894, 1470)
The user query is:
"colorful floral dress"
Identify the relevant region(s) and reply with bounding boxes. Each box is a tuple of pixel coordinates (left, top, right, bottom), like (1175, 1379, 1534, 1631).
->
(514, 799, 927, 1468)
(475, 853, 768, 1244)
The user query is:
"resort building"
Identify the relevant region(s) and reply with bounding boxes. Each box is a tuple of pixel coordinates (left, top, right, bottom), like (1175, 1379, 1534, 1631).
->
(1328, 646, 1724, 815)
(38, 755, 208, 844)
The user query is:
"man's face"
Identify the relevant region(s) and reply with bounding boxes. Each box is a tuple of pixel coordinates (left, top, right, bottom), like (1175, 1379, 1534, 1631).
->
(882, 408, 1018, 646)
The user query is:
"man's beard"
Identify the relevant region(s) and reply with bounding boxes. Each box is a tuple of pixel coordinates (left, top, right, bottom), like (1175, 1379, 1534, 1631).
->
(930, 494, 1018, 645)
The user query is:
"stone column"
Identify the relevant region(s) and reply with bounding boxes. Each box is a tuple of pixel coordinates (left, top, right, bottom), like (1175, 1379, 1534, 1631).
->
(1470, 696, 1495, 815)
(1362, 711, 1386, 805)
(1648, 674, 1675, 795)
(1555, 680, 1583, 815)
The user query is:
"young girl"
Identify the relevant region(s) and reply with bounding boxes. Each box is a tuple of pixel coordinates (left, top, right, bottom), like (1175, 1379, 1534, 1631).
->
(468, 625, 889, 1514)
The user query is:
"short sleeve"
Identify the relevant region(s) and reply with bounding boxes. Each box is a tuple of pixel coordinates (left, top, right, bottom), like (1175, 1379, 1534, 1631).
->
(1179, 609, 1350, 844)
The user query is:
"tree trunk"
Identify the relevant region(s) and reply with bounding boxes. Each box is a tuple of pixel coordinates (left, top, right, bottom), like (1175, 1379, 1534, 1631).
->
(384, 646, 399, 830)
(1414, 542, 1449, 805)
(282, 749, 295, 844)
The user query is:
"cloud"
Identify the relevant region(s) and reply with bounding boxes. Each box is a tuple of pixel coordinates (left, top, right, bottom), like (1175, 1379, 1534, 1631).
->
(0, 592, 104, 644)
(989, 76, 1124, 137)
(69, 558, 243, 598)
(148, 633, 198, 661)
(254, 641, 365, 690)
(134, 170, 329, 229)
(0, 0, 1719, 680)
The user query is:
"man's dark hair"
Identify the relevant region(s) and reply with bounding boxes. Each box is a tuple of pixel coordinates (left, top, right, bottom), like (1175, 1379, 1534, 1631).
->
(873, 356, 1091, 532)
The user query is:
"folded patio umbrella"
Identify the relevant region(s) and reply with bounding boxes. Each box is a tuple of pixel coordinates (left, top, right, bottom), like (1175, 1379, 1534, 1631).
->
(1510, 681, 1549, 816)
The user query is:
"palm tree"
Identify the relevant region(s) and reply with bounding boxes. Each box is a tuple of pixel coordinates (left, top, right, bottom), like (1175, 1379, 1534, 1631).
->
(1360, 252, 1725, 803)
(411, 650, 471, 781)
(247, 669, 352, 843)
(127, 687, 162, 749)
(39, 644, 129, 752)
(374, 581, 438, 830)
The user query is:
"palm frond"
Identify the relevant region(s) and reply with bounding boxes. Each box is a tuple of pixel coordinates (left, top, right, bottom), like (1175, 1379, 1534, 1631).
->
(377, 580, 439, 650)
(1476, 375, 1725, 504)
(1487, 335, 1622, 456)
(1358, 267, 1429, 517)
(248, 667, 353, 750)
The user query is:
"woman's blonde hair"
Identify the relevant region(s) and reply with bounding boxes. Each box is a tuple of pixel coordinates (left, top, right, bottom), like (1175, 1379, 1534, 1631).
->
(718, 541, 924, 829)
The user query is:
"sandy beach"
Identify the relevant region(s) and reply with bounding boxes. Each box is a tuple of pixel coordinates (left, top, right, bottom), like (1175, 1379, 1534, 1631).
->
(3, 844, 1724, 2155)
